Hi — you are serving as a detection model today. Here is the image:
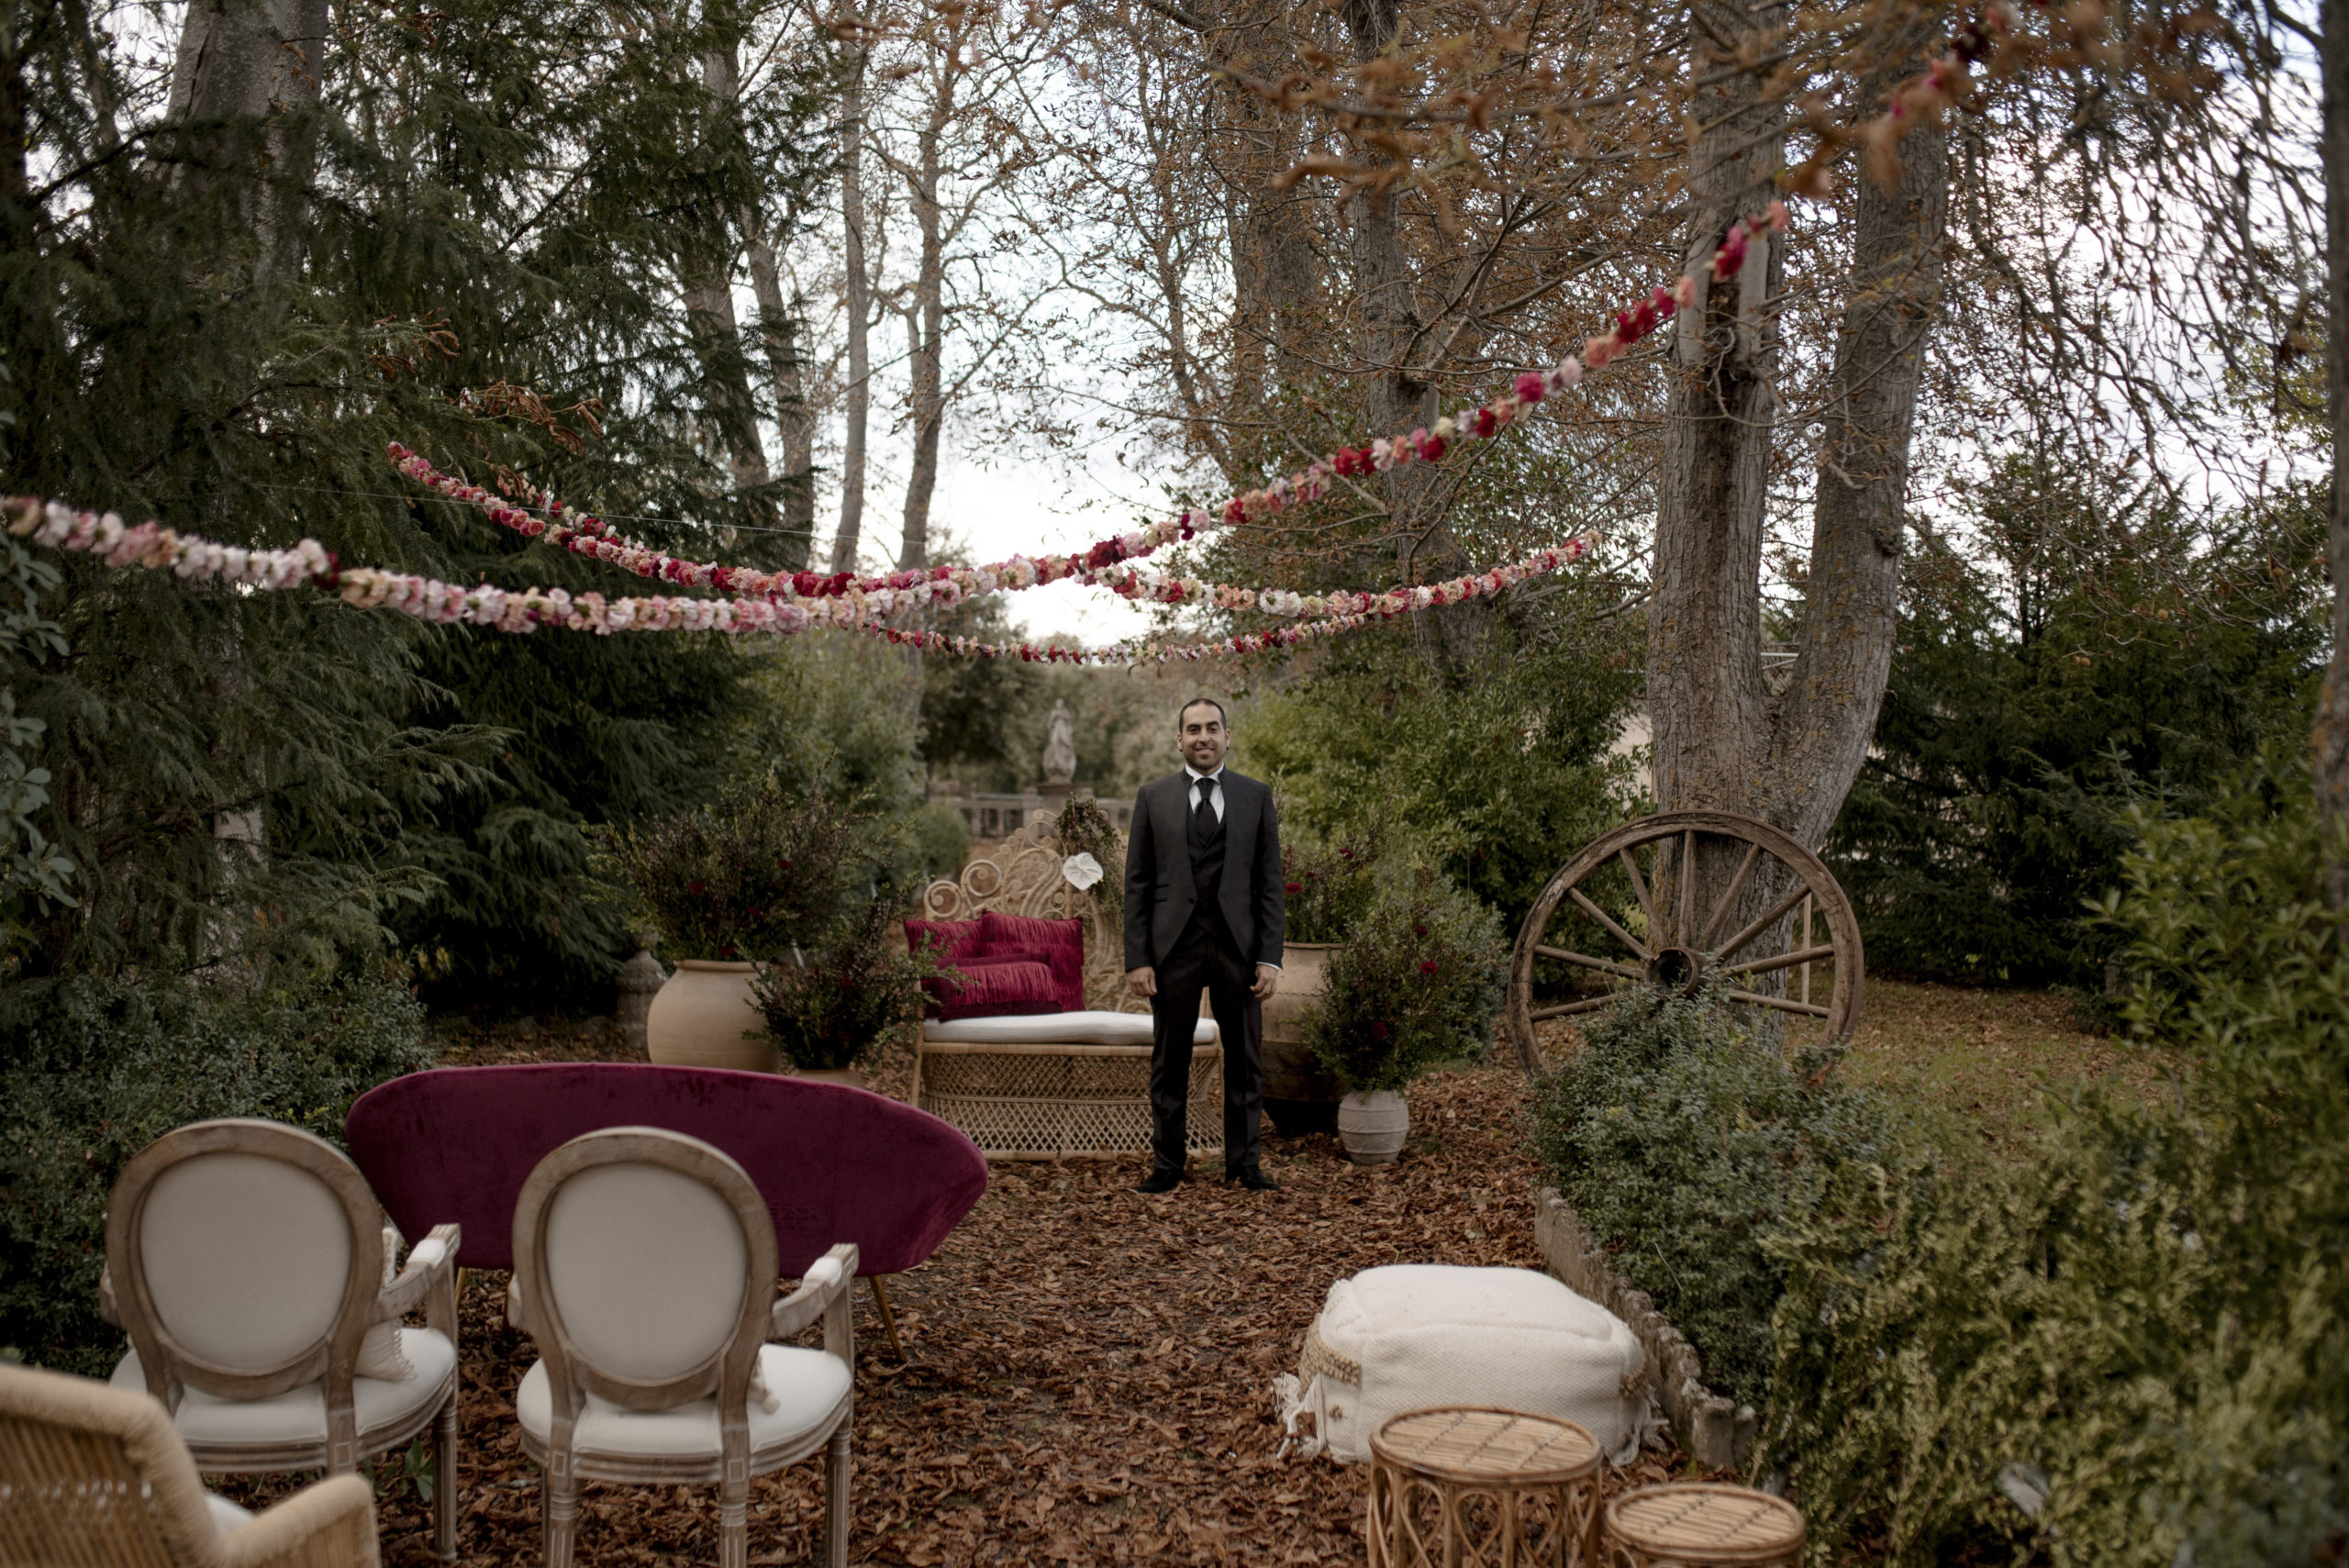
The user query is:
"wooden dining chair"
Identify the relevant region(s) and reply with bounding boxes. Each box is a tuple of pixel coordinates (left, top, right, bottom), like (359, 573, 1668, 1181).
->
(101, 1118, 462, 1559)
(508, 1127, 858, 1568)
(0, 1360, 382, 1568)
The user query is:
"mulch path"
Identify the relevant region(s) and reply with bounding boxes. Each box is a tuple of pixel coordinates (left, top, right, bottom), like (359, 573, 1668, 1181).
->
(224, 1037, 1701, 1564)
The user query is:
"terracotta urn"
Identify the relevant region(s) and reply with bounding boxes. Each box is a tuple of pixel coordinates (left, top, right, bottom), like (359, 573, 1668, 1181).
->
(645, 960, 778, 1073)
(1259, 941, 1345, 1134)
(1337, 1088, 1410, 1164)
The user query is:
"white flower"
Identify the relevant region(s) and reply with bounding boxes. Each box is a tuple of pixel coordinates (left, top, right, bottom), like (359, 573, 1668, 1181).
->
(1061, 852, 1104, 891)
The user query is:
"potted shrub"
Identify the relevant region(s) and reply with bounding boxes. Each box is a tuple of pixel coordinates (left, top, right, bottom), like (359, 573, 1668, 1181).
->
(1262, 831, 1389, 1133)
(751, 894, 941, 1087)
(600, 773, 858, 1072)
(1304, 864, 1506, 1163)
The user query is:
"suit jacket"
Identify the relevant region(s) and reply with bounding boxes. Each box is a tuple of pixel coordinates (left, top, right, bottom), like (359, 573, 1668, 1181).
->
(1123, 769, 1286, 972)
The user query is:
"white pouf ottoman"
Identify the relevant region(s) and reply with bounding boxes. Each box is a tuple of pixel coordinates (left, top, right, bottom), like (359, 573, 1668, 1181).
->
(1275, 1264, 1646, 1464)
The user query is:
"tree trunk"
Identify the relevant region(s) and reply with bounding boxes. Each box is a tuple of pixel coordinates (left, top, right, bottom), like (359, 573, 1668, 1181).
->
(1646, 4, 1948, 962)
(168, 0, 329, 264)
(1764, 76, 1948, 851)
(831, 47, 874, 575)
(897, 67, 951, 575)
(743, 210, 817, 572)
(2313, 0, 2349, 903)
(682, 47, 779, 541)
(1341, 0, 1487, 673)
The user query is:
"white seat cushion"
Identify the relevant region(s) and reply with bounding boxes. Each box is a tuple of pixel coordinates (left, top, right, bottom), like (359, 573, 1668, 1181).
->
(204, 1492, 252, 1534)
(922, 1010, 1215, 1046)
(112, 1328, 455, 1453)
(517, 1344, 850, 1469)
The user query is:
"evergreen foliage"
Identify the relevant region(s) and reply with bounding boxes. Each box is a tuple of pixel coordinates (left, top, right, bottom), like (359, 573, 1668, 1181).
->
(0, 971, 431, 1375)
(1, 0, 845, 988)
(1239, 622, 1640, 933)
(1304, 862, 1507, 1093)
(1529, 984, 1903, 1406)
(1827, 465, 2322, 985)
(1763, 751, 2349, 1565)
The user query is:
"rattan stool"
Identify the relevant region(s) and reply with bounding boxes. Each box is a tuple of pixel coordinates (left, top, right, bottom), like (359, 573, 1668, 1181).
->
(1599, 1484, 1804, 1568)
(1367, 1407, 1604, 1568)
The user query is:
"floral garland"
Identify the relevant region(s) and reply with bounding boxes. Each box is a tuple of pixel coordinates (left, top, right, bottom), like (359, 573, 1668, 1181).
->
(2, 496, 819, 639)
(382, 197, 1781, 618)
(863, 539, 1591, 665)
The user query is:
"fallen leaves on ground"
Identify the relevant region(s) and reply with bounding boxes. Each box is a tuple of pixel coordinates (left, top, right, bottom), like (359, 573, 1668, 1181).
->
(222, 1047, 1702, 1564)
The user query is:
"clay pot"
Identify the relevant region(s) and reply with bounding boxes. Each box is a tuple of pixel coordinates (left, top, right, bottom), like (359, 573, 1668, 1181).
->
(1260, 942, 1345, 1135)
(792, 1066, 870, 1091)
(1337, 1089, 1410, 1164)
(645, 960, 778, 1073)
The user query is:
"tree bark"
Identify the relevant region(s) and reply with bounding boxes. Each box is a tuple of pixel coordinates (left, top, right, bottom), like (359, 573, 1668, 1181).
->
(1341, 0, 1487, 673)
(1647, 2, 1948, 946)
(681, 47, 780, 543)
(743, 210, 817, 572)
(831, 47, 874, 575)
(896, 55, 952, 575)
(2313, 0, 2349, 903)
(1647, 0, 1787, 822)
(168, 0, 329, 263)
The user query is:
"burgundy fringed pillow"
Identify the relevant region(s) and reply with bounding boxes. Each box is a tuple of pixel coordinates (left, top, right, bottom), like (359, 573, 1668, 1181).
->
(924, 960, 1061, 1021)
(976, 912, 1085, 1012)
(904, 917, 985, 964)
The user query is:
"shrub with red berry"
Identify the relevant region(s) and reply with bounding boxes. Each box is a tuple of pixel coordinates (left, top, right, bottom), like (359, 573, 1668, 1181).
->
(1304, 862, 1506, 1094)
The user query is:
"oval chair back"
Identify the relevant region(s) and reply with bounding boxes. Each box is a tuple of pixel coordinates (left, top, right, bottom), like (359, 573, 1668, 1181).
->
(512, 1127, 777, 1456)
(105, 1119, 387, 1468)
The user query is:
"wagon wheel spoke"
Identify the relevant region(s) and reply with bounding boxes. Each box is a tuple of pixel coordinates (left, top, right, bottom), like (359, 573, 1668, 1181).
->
(1616, 848, 1658, 940)
(1729, 988, 1831, 1018)
(1722, 944, 1838, 980)
(1534, 945, 1644, 982)
(1698, 841, 1763, 951)
(1567, 886, 1652, 962)
(1677, 828, 1698, 949)
(1716, 881, 1812, 962)
(1530, 995, 1622, 1021)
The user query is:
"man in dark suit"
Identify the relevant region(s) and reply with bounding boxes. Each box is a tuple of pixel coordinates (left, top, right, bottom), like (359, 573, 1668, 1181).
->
(1123, 695, 1285, 1193)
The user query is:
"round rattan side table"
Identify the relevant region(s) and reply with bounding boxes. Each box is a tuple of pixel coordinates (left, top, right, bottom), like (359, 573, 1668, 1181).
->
(1367, 1407, 1604, 1568)
(1599, 1484, 1804, 1568)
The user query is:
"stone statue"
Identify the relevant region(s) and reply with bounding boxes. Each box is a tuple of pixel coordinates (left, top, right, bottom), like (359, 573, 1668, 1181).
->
(1042, 699, 1077, 785)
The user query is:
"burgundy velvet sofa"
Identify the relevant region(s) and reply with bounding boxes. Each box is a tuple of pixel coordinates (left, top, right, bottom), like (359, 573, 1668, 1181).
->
(344, 1063, 987, 1353)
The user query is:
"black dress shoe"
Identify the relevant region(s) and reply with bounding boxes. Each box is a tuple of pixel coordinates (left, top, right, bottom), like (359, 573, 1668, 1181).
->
(1230, 1166, 1279, 1191)
(1134, 1168, 1183, 1194)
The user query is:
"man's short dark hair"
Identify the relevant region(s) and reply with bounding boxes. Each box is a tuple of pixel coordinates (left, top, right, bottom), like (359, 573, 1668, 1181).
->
(1176, 695, 1228, 730)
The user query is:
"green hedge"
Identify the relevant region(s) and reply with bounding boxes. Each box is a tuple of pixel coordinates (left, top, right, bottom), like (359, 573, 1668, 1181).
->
(0, 973, 430, 1374)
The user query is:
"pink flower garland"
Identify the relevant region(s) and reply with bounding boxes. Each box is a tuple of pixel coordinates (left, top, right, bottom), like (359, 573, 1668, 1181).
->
(383, 200, 1781, 619)
(863, 539, 1592, 666)
(2, 497, 816, 639)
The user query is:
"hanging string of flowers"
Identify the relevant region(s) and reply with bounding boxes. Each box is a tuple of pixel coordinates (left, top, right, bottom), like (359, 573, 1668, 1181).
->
(381, 199, 1776, 617)
(1, 496, 821, 639)
(860, 539, 1593, 665)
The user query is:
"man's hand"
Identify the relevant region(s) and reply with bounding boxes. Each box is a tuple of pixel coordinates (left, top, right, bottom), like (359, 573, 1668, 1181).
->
(1127, 965, 1157, 998)
(1252, 964, 1280, 1000)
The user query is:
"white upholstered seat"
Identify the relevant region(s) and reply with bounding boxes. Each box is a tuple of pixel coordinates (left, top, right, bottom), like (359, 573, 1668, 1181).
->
(516, 1343, 850, 1467)
(509, 1127, 859, 1568)
(113, 1328, 456, 1452)
(102, 1118, 462, 1560)
(921, 1009, 1214, 1045)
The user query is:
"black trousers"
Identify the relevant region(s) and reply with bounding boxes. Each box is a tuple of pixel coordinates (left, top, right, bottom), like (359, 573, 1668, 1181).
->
(1148, 912, 1264, 1173)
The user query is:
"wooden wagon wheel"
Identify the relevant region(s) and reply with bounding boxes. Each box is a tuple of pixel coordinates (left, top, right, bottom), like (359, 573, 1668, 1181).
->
(1508, 809, 1865, 1075)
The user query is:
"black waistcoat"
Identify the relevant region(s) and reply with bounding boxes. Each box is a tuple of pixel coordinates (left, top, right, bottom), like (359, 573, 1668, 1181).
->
(1187, 782, 1228, 915)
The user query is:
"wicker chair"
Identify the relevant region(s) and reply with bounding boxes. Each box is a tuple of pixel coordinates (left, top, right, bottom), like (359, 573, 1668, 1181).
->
(100, 1118, 462, 1560)
(508, 1127, 858, 1568)
(0, 1361, 381, 1567)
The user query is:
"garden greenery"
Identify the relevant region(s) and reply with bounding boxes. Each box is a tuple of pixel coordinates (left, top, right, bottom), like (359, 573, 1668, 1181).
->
(597, 773, 862, 962)
(751, 893, 939, 1072)
(1763, 751, 2348, 1565)
(0, 973, 431, 1375)
(1304, 862, 1506, 1093)
(1530, 982, 1904, 1406)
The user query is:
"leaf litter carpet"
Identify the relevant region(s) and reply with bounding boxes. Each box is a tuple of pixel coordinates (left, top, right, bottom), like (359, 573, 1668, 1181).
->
(230, 1053, 1690, 1564)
